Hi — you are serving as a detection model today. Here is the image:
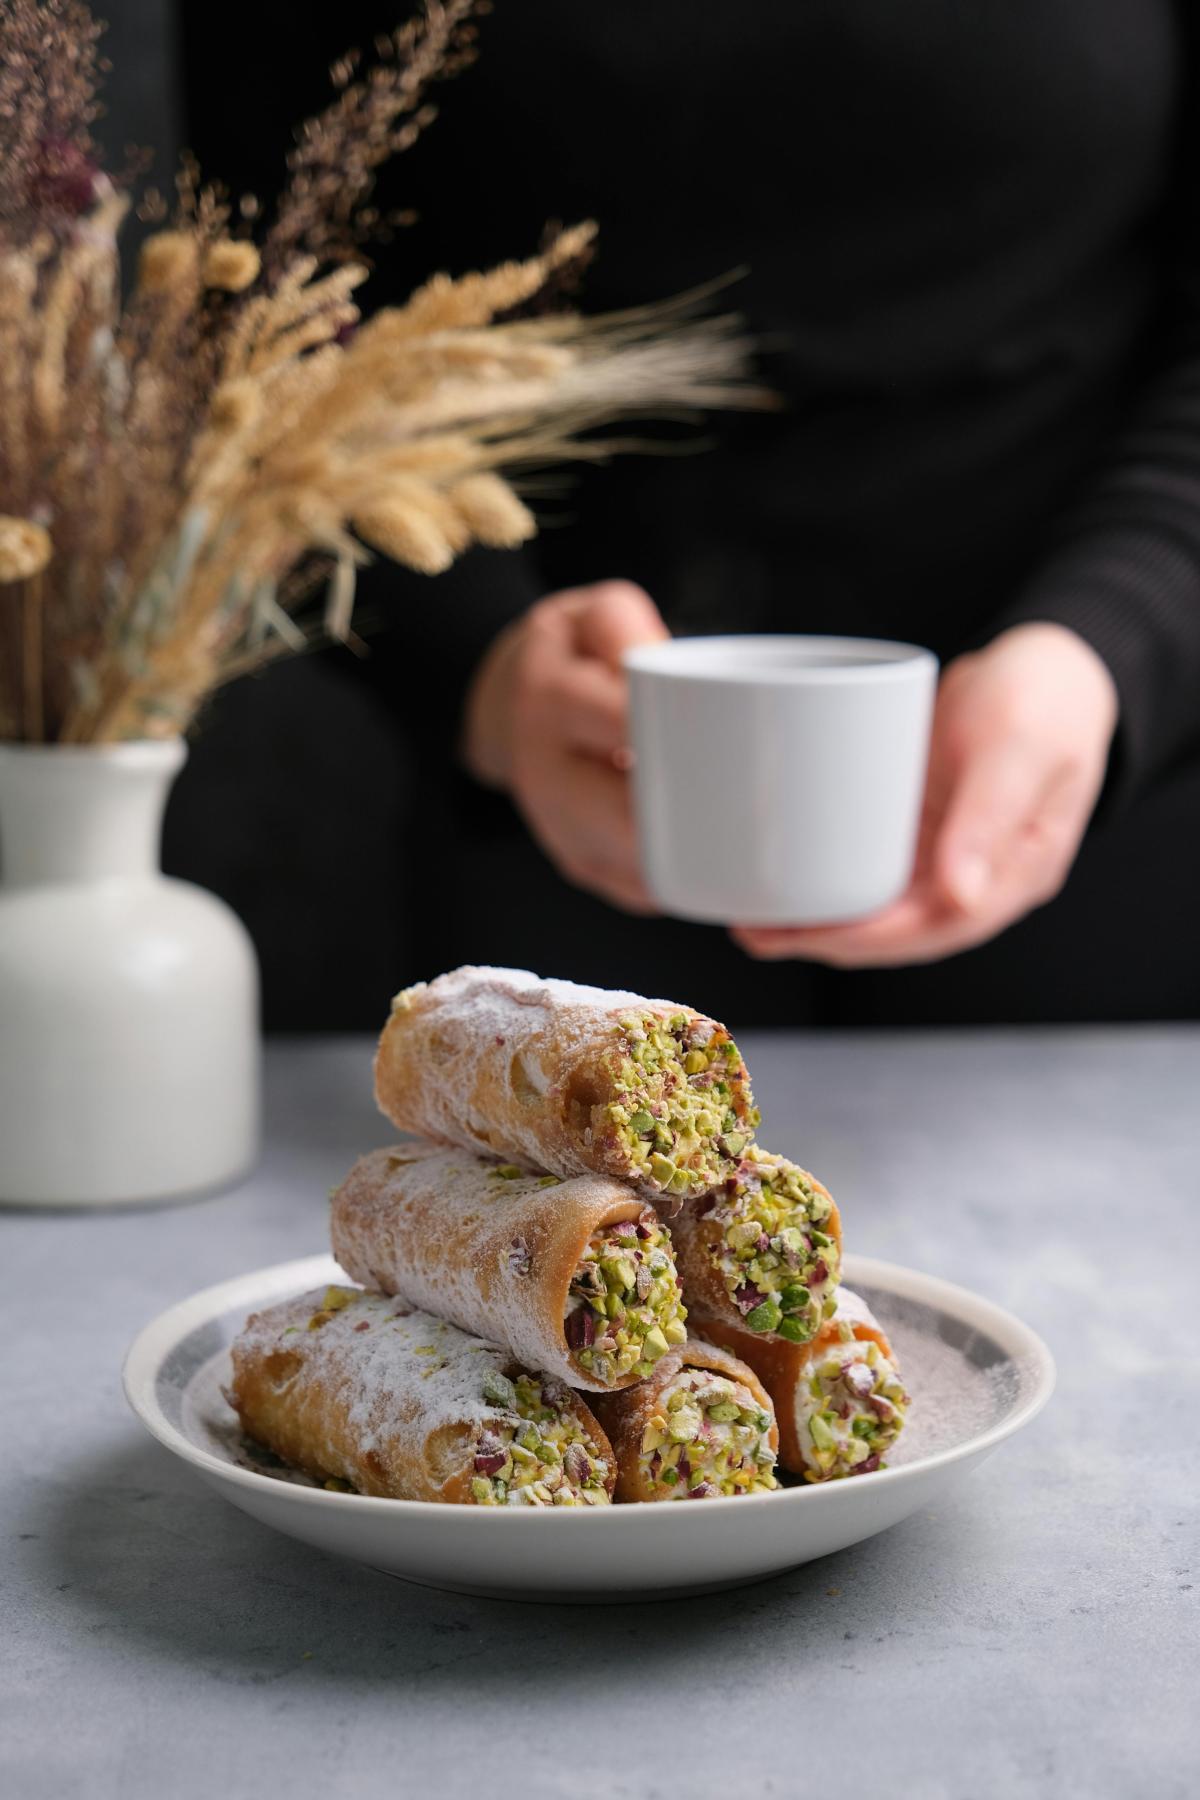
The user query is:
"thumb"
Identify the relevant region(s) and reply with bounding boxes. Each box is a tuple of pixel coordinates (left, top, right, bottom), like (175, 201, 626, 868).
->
(572, 579, 669, 669)
(934, 740, 1046, 912)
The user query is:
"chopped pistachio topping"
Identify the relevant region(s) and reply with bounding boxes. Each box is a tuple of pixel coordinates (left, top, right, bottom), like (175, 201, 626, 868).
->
(307, 1283, 360, 1330)
(566, 1215, 687, 1385)
(481, 1370, 517, 1409)
(638, 1368, 778, 1499)
(798, 1338, 908, 1481)
(702, 1148, 840, 1343)
(471, 1372, 612, 1507)
(603, 1012, 759, 1195)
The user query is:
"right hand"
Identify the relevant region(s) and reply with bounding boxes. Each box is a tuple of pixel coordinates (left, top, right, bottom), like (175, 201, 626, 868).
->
(462, 580, 669, 912)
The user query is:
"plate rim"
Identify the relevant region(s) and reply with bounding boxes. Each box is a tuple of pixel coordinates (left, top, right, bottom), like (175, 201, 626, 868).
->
(122, 1250, 1056, 1521)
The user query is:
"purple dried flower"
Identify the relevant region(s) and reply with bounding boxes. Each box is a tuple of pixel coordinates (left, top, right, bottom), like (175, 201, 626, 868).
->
(842, 1362, 875, 1398)
(473, 1431, 507, 1475)
(565, 1307, 596, 1350)
(563, 1445, 592, 1487)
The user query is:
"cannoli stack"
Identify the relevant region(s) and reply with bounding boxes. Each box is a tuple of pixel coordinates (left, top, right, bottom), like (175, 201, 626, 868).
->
(230, 967, 908, 1505)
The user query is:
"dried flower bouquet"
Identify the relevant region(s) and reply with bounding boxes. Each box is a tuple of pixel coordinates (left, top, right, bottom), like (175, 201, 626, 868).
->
(0, 0, 759, 745)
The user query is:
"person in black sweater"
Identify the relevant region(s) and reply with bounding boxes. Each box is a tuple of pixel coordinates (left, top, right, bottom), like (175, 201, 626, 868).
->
(173, 0, 1200, 1025)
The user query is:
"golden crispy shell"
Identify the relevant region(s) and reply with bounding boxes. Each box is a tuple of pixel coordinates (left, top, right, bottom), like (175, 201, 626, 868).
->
(331, 1142, 672, 1392)
(228, 1286, 615, 1503)
(590, 1339, 778, 1503)
(373, 965, 751, 1195)
(697, 1291, 894, 1476)
(670, 1156, 843, 1329)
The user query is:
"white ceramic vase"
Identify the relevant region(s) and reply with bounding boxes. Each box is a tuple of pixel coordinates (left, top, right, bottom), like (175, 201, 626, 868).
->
(0, 740, 260, 1207)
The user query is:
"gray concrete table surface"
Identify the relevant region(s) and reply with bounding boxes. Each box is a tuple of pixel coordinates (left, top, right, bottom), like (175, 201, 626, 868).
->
(2, 1029, 1197, 1800)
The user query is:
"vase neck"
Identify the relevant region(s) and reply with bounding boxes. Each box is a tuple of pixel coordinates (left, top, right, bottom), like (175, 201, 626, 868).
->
(0, 742, 186, 888)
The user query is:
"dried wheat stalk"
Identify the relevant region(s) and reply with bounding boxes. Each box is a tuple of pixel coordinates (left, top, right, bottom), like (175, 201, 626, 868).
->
(0, 0, 764, 745)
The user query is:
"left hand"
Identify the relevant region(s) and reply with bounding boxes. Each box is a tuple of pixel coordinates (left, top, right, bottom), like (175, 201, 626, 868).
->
(732, 622, 1119, 967)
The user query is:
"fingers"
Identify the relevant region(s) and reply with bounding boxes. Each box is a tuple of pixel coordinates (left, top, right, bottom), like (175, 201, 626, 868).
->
(570, 580, 670, 668)
(933, 739, 1048, 911)
(732, 740, 1075, 966)
(475, 579, 667, 914)
(732, 888, 955, 967)
(516, 748, 655, 914)
(519, 581, 665, 760)
(934, 737, 1099, 922)
(733, 914, 980, 967)
(931, 625, 1117, 918)
(735, 626, 1118, 970)
(732, 762, 1079, 967)
(732, 761, 1084, 967)
(519, 612, 624, 760)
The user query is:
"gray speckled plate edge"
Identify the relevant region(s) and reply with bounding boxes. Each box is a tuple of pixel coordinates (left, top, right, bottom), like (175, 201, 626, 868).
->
(122, 1252, 1056, 1600)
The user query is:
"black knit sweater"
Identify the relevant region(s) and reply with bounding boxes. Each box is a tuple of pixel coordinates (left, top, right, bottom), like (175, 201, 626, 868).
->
(176, 0, 1200, 1022)
(183, 0, 1200, 792)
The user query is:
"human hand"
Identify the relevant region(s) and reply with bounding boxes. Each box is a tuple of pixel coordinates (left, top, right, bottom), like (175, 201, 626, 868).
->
(732, 622, 1119, 966)
(462, 579, 668, 912)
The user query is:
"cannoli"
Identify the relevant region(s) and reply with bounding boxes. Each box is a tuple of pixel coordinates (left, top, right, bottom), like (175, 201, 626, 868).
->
(670, 1146, 842, 1345)
(590, 1340, 779, 1501)
(228, 1284, 615, 1506)
(374, 966, 759, 1199)
(330, 1142, 687, 1392)
(698, 1288, 908, 1481)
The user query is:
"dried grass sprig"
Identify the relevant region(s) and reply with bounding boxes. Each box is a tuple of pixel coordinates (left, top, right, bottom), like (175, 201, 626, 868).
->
(0, 0, 108, 243)
(0, 2, 767, 747)
(262, 0, 483, 279)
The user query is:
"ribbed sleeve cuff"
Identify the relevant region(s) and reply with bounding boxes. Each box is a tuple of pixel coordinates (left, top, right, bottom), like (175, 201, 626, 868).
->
(1001, 525, 1200, 803)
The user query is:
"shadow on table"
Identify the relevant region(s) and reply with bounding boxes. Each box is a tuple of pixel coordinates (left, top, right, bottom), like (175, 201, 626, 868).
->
(27, 1431, 953, 1688)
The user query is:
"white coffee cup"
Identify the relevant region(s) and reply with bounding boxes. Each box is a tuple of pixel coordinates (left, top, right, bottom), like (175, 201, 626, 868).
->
(624, 635, 938, 926)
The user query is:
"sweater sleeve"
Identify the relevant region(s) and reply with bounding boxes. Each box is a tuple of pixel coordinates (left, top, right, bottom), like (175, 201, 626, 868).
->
(998, 64, 1200, 799)
(348, 542, 544, 767)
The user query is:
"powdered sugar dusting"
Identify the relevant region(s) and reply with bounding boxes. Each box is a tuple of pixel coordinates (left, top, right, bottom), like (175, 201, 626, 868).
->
(331, 1142, 650, 1390)
(396, 965, 674, 1021)
(877, 1307, 1025, 1466)
(230, 1285, 613, 1505)
(833, 1287, 883, 1337)
(234, 1287, 528, 1454)
(191, 1278, 1034, 1500)
(374, 966, 735, 1184)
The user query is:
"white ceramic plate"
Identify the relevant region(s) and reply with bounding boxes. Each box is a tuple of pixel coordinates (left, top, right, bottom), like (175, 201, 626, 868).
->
(123, 1251, 1054, 1602)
